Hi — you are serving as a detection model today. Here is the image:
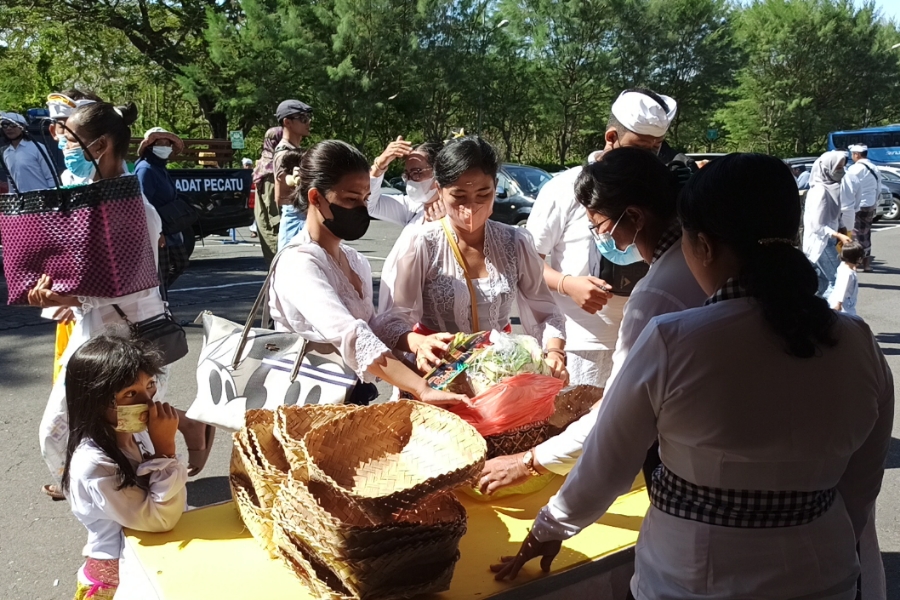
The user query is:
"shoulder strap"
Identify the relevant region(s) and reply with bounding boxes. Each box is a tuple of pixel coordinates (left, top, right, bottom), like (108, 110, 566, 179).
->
(440, 217, 480, 331)
(857, 161, 879, 182)
(231, 242, 302, 369)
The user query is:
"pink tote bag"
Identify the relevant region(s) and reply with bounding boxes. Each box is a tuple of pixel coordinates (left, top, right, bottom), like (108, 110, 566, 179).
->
(0, 175, 159, 305)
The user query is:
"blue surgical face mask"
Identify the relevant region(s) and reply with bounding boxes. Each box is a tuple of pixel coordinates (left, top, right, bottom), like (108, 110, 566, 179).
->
(57, 137, 67, 151)
(594, 212, 644, 265)
(63, 138, 100, 180)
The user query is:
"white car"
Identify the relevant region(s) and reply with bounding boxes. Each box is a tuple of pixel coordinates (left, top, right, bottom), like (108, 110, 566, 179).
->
(876, 166, 900, 220)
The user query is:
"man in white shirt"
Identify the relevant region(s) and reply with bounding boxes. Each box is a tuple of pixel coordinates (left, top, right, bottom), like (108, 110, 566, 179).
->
(1, 112, 56, 193)
(526, 88, 679, 387)
(847, 144, 881, 272)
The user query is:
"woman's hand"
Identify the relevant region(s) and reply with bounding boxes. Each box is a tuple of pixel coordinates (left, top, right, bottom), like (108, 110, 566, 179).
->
(27, 275, 79, 308)
(478, 453, 532, 495)
(52, 307, 75, 322)
(413, 332, 455, 373)
(835, 232, 852, 246)
(491, 531, 562, 581)
(148, 401, 179, 458)
(372, 136, 412, 176)
(422, 197, 446, 222)
(543, 351, 568, 384)
(562, 275, 612, 314)
(416, 386, 469, 408)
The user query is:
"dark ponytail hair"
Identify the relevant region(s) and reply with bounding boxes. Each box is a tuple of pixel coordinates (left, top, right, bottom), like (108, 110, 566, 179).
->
(293, 140, 369, 212)
(61, 334, 163, 494)
(434, 136, 499, 187)
(677, 153, 836, 358)
(574, 146, 678, 222)
(67, 101, 139, 159)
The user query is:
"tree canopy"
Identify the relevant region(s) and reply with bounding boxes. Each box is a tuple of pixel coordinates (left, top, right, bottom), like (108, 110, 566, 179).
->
(1, 0, 898, 166)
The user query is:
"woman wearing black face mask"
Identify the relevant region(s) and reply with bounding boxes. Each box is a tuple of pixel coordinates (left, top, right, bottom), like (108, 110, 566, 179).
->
(267, 140, 468, 407)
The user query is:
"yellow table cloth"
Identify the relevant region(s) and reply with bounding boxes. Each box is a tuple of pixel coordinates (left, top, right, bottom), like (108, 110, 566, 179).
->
(125, 477, 648, 599)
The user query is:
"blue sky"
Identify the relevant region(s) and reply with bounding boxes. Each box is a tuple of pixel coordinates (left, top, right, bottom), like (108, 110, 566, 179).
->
(873, 0, 900, 22)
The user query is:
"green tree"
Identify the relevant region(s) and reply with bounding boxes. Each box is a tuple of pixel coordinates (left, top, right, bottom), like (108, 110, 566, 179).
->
(720, 0, 900, 156)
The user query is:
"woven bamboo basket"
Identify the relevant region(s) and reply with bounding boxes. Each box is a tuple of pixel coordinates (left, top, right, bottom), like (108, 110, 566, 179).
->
(274, 404, 358, 473)
(274, 516, 459, 600)
(547, 385, 604, 437)
(231, 473, 278, 557)
(484, 420, 552, 459)
(273, 523, 355, 600)
(302, 400, 486, 516)
(229, 442, 277, 556)
(276, 470, 467, 555)
(237, 409, 290, 508)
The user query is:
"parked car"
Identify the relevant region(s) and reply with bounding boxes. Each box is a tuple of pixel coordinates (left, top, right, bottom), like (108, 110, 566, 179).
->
(492, 164, 553, 226)
(387, 163, 553, 227)
(877, 166, 900, 220)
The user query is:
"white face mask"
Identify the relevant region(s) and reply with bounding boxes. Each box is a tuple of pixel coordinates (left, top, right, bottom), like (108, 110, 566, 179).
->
(405, 178, 437, 205)
(152, 146, 173, 160)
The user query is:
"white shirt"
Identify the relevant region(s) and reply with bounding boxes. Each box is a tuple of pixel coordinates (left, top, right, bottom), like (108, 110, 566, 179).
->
(375, 219, 565, 349)
(67, 432, 187, 560)
(829, 263, 859, 316)
(268, 230, 391, 383)
(533, 238, 707, 474)
(367, 173, 430, 226)
(526, 166, 625, 351)
(847, 160, 882, 209)
(840, 172, 862, 230)
(3, 139, 57, 192)
(534, 299, 892, 600)
(803, 186, 842, 263)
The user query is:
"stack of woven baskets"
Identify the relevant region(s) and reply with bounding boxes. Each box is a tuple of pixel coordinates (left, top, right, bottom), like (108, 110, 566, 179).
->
(230, 401, 487, 600)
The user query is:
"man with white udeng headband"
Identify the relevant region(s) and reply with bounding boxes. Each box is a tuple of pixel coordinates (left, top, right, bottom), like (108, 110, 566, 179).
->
(480, 90, 709, 495)
(523, 88, 679, 388)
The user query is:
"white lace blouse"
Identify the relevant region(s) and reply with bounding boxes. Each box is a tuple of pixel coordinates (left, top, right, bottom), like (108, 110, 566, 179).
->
(268, 231, 391, 383)
(376, 219, 566, 348)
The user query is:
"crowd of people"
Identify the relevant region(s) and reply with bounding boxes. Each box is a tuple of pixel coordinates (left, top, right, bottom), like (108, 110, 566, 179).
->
(1, 85, 893, 600)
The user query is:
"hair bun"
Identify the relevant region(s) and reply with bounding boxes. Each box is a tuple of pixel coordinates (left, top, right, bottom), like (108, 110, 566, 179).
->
(116, 102, 139, 127)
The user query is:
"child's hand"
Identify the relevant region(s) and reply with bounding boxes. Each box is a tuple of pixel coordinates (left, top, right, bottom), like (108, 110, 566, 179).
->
(148, 401, 179, 458)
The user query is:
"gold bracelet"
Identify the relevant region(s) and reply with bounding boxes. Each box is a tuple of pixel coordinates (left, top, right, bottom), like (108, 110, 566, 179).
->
(556, 274, 569, 296)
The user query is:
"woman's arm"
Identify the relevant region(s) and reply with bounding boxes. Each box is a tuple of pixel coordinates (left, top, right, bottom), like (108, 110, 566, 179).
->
(373, 226, 430, 351)
(367, 352, 466, 407)
(513, 228, 566, 346)
(493, 322, 666, 580)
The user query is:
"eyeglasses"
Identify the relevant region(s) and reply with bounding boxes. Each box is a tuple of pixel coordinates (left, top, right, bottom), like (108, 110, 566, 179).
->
(1, 121, 21, 130)
(587, 215, 614, 240)
(289, 113, 312, 124)
(402, 167, 434, 182)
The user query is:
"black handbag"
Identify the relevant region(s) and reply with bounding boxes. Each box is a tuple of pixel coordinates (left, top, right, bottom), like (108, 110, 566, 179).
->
(598, 256, 650, 297)
(156, 194, 198, 236)
(113, 303, 188, 366)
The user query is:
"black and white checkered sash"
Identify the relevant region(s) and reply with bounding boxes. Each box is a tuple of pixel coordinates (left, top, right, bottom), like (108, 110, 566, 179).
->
(649, 465, 836, 528)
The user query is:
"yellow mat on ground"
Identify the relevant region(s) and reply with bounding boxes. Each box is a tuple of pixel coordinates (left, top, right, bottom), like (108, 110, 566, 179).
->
(125, 476, 648, 599)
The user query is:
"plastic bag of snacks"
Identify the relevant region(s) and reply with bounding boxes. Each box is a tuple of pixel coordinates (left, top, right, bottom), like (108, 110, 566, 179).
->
(466, 331, 551, 395)
(448, 373, 564, 437)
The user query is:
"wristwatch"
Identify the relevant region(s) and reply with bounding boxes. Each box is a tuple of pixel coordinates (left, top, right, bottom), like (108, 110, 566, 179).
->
(522, 449, 541, 477)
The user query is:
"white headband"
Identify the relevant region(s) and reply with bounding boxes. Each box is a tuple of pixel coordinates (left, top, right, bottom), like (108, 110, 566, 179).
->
(611, 91, 678, 138)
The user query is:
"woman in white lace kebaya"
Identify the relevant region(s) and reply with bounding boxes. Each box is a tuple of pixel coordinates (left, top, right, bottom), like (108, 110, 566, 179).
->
(267, 140, 467, 406)
(376, 137, 567, 379)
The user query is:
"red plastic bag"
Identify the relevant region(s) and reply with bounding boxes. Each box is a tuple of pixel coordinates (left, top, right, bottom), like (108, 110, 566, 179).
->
(448, 374, 565, 437)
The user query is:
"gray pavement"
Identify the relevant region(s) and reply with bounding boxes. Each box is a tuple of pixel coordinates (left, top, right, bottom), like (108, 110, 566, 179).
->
(2, 220, 900, 599)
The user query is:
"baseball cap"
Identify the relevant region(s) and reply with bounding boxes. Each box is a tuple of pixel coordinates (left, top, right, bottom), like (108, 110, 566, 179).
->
(275, 99, 313, 122)
(0, 112, 27, 127)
